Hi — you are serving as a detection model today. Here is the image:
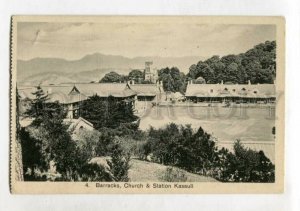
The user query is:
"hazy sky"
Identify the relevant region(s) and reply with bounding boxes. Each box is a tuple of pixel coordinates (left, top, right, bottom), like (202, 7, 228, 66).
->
(17, 22, 276, 60)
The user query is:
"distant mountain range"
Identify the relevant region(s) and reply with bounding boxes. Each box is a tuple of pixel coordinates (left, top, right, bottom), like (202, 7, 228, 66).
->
(17, 53, 204, 86)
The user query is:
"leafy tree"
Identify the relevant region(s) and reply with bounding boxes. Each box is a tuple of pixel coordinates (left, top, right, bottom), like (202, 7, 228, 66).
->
(128, 69, 144, 83)
(162, 167, 188, 182)
(76, 129, 101, 159)
(194, 61, 215, 83)
(80, 95, 138, 130)
(108, 142, 131, 182)
(95, 127, 116, 156)
(19, 127, 48, 180)
(158, 67, 186, 93)
(79, 163, 113, 182)
(189, 127, 218, 174)
(99, 71, 127, 83)
(25, 86, 49, 123)
(212, 140, 275, 182)
(146, 124, 217, 174)
(27, 110, 83, 180)
(231, 140, 275, 182)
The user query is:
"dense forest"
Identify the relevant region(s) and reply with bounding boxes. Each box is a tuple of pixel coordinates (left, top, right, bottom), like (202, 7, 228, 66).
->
(187, 40, 276, 84)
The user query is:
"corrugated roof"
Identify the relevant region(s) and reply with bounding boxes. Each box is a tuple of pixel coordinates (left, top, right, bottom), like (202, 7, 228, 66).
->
(19, 83, 137, 104)
(42, 85, 89, 103)
(129, 84, 162, 97)
(69, 83, 137, 98)
(185, 83, 276, 98)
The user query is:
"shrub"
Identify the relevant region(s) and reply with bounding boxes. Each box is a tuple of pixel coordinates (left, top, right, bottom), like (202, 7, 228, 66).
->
(79, 163, 113, 182)
(146, 124, 218, 173)
(19, 127, 48, 180)
(108, 142, 131, 182)
(76, 129, 101, 158)
(162, 167, 188, 182)
(213, 140, 275, 182)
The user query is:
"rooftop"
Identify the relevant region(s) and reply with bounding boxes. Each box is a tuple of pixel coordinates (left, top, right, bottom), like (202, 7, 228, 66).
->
(129, 83, 163, 96)
(185, 83, 276, 98)
(18, 82, 137, 103)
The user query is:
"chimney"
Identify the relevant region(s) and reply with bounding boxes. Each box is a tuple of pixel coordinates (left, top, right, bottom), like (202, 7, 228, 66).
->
(248, 80, 251, 85)
(221, 80, 223, 85)
(132, 80, 135, 85)
(191, 80, 193, 85)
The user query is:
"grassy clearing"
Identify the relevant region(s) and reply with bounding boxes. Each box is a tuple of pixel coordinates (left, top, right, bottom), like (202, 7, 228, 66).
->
(128, 158, 218, 182)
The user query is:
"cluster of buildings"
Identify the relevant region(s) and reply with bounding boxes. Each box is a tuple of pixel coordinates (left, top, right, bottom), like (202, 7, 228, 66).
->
(18, 61, 276, 123)
(18, 81, 164, 119)
(18, 78, 276, 122)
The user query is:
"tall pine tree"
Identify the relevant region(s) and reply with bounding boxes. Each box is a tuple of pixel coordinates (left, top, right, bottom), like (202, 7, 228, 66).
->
(25, 85, 49, 126)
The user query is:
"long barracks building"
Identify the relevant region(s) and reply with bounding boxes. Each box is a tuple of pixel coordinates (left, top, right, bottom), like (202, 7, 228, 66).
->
(18, 81, 164, 119)
(185, 80, 276, 103)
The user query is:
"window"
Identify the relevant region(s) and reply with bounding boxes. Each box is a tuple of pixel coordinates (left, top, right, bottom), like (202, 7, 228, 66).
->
(232, 89, 236, 92)
(210, 89, 213, 93)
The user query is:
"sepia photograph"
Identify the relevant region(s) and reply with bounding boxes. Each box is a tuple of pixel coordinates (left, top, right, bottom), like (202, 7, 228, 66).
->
(10, 16, 285, 193)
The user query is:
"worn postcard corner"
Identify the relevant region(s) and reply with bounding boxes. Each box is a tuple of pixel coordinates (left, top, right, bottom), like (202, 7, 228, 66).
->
(10, 16, 285, 194)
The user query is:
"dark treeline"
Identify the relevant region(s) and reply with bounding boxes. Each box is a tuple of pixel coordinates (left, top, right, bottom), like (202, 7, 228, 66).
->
(99, 69, 152, 84)
(156, 41, 276, 93)
(187, 40, 276, 84)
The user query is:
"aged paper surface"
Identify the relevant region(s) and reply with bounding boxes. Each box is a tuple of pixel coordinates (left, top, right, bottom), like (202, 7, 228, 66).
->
(10, 16, 285, 194)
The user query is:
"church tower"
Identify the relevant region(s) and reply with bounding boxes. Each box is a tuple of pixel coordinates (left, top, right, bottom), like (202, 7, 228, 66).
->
(144, 61, 153, 82)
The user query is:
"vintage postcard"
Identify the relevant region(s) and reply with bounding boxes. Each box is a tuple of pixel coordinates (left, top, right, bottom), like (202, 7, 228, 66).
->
(10, 16, 285, 194)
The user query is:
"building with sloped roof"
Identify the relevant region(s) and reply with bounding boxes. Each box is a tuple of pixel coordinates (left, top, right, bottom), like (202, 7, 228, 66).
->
(18, 82, 137, 119)
(128, 80, 164, 101)
(185, 80, 276, 104)
(18, 81, 166, 119)
(63, 117, 94, 140)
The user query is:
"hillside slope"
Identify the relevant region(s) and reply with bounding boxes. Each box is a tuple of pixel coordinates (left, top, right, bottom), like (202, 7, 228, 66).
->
(128, 159, 218, 182)
(17, 53, 203, 82)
